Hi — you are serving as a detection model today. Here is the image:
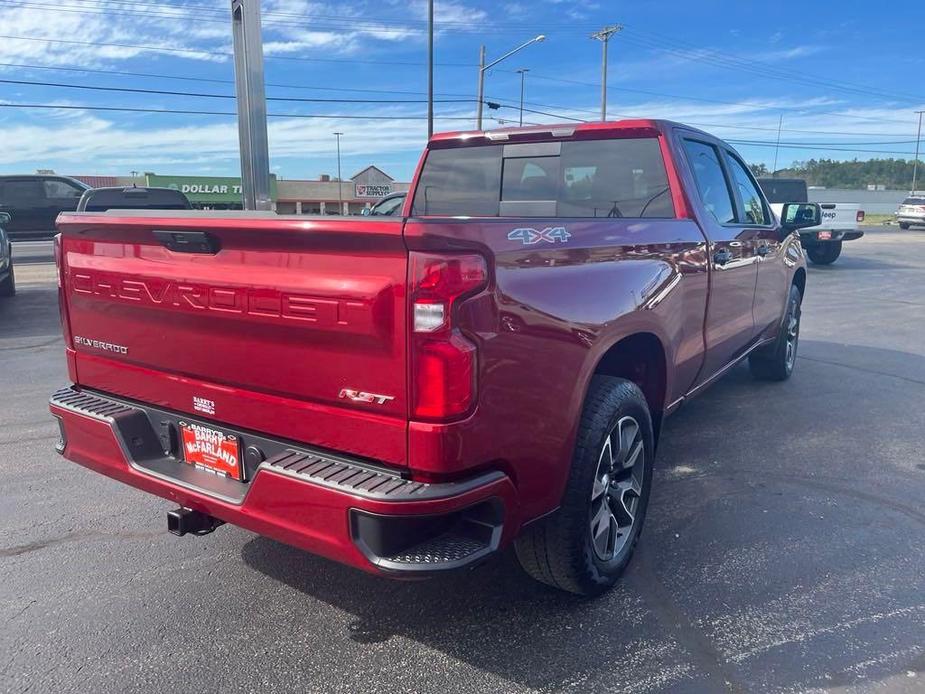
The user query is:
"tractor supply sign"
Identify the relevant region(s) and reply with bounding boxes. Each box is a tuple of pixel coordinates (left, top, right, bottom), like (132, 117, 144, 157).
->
(144, 174, 277, 204)
(355, 184, 392, 199)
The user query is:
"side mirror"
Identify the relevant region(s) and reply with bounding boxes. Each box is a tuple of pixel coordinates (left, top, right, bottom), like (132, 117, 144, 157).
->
(361, 208, 371, 216)
(0, 211, 10, 225)
(780, 202, 821, 231)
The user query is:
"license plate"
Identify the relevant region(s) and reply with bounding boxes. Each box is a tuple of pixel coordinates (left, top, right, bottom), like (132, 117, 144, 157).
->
(817, 230, 832, 240)
(179, 421, 243, 481)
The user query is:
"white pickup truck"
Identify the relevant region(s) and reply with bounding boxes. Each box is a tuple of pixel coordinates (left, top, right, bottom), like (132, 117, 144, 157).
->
(758, 178, 864, 265)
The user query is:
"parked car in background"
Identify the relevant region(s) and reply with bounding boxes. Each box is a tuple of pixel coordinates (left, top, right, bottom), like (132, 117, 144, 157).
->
(896, 194, 925, 229)
(0, 211, 14, 297)
(362, 191, 406, 216)
(50, 119, 820, 596)
(0, 175, 89, 240)
(758, 177, 864, 265)
(76, 186, 192, 212)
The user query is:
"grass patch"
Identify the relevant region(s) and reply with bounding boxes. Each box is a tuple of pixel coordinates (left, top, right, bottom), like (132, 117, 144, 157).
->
(860, 213, 895, 226)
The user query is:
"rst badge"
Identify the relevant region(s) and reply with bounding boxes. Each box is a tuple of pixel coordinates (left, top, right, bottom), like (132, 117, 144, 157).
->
(508, 226, 571, 245)
(338, 388, 395, 405)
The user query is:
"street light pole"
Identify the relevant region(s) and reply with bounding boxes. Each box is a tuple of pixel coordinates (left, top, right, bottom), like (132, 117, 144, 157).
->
(476, 35, 545, 130)
(516, 68, 529, 126)
(591, 24, 621, 121)
(913, 110, 924, 193)
(334, 132, 344, 215)
(427, 0, 434, 139)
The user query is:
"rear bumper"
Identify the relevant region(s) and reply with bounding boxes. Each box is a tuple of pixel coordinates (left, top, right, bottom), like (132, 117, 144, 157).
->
(50, 386, 519, 576)
(799, 229, 864, 243)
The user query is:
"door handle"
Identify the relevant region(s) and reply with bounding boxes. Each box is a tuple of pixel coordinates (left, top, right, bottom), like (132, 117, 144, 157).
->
(713, 248, 733, 266)
(756, 244, 771, 257)
(153, 230, 221, 254)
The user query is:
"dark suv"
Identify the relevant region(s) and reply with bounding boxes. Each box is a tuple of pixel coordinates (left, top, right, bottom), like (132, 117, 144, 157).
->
(0, 175, 90, 239)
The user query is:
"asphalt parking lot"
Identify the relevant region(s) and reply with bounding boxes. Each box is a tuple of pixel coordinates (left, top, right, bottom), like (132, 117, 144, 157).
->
(1, 227, 923, 694)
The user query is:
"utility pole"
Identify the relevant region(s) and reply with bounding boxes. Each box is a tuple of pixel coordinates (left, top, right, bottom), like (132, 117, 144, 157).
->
(772, 114, 783, 177)
(475, 36, 545, 130)
(231, 0, 272, 210)
(427, 0, 434, 139)
(913, 110, 924, 193)
(475, 45, 486, 130)
(516, 68, 529, 126)
(334, 132, 344, 215)
(591, 24, 621, 121)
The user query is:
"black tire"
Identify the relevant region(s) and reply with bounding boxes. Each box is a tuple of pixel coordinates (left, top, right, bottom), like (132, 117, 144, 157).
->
(899, 222, 910, 230)
(749, 283, 802, 381)
(0, 259, 14, 297)
(806, 241, 842, 265)
(514, 376, 654, 596)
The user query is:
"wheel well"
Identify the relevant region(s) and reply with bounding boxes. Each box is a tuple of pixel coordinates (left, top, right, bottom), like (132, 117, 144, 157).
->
(793, 267, 806, 298)
(593, 333, 667, 442)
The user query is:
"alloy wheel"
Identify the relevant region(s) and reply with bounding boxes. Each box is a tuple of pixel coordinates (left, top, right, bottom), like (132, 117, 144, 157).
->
(785, 299, 801, 370)
(590, 416, 645, 561)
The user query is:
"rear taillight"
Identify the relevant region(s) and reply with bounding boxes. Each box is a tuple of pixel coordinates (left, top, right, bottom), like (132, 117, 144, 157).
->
(409, 252, 487, 420)
(53, 234, 72, 347)
(856, 210, 865, 223)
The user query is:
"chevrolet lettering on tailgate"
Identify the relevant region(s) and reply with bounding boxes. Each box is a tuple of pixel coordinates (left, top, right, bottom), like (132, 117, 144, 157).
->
(70, 270, 370, 330)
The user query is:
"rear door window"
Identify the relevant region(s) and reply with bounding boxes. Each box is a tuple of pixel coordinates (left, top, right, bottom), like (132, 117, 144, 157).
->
(682, 140, 736, 225)
(412, 146, 502, 216)
(411, 137, 674, 218)
(0, 179, 45, 203)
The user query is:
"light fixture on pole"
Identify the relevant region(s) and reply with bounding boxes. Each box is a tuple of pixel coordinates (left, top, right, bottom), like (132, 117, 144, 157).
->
(590, 24, 622, 122)
(516, 68, 529, 127)
(476, 35, 546, 130)
(334, 132, 344, 215)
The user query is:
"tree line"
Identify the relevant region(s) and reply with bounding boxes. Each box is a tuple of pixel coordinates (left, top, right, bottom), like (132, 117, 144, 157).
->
(748, 158, 919, 190)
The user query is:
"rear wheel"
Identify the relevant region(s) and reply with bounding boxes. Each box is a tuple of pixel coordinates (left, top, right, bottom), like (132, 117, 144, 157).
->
(899, 222, 910, 230)
(806, 241, 842, 265)
(0, 259, 14, 297)
(514, 376, 654, 596)
(749, 284, 802, 381)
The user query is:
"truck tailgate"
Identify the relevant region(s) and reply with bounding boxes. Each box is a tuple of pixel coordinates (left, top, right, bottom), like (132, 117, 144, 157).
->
(57, 212, 408, 466)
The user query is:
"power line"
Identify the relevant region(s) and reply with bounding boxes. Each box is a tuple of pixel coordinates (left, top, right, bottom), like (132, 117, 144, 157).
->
(521, 71, 921, 127)
(621, 26, 922, 105)
(0, 102, 479, 120)
(0, 0, 599, 34)
(0, 61, 476, 98)
(3, 60, 917, 139)
(0, 101, 917, 156)
(0, 77, 475, 104)
(0, 34, 477, 67)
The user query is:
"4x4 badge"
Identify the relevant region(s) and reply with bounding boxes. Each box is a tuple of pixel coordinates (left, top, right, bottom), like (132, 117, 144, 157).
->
(508, 226, 571, 245)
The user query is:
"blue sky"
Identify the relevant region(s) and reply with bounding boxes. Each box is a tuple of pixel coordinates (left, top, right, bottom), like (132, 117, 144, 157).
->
(0, 0, 923, 181)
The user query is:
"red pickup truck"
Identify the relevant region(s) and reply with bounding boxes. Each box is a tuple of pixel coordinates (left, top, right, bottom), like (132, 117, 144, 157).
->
(49, 120, 820, 595)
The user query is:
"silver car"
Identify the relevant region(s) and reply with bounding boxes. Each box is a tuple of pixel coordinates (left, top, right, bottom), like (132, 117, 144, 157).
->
(897, 195, 925, 230)
(0, 211, 14, 297)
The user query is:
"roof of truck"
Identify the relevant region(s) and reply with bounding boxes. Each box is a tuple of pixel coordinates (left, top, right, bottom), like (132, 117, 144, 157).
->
(429, 119, 709, 143)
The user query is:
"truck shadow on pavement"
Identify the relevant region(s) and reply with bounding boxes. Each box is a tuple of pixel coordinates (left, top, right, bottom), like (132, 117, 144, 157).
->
(242, 339, 925, 693)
